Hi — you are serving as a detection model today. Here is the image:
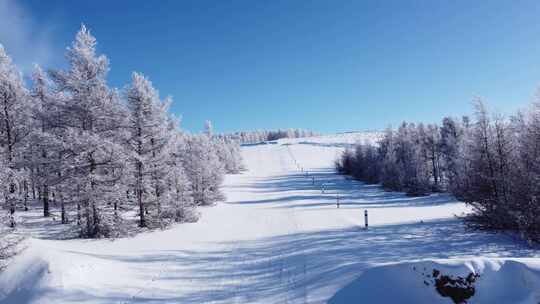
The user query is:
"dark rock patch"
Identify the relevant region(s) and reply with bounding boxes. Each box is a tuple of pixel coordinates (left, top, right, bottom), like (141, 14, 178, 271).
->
(414, 266, 480, 304)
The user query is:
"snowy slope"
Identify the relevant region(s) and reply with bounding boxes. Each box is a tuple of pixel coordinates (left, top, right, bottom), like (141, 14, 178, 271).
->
(280, 131, 383, 148)
(1, 133, 539, 303)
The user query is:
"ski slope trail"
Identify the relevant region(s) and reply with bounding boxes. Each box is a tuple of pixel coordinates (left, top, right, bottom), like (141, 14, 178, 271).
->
(1, 135, 539, 303)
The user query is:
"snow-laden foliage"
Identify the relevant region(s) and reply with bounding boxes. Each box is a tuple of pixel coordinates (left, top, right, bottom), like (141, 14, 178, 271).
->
(46, 25, 129, 237)
(0, 25, 242, 239)
(336, 99, 540, 242)
(126, 72, 176, 228)
(183, 134, 225, 206)
(0, 44, 32, 228)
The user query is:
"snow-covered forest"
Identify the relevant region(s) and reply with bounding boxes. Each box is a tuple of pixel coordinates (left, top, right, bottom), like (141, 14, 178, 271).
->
(0, 25, 242, 244)
(336, 99, 540, 242)
(220, 129, 319, 144)
(3, 2, 540, 302)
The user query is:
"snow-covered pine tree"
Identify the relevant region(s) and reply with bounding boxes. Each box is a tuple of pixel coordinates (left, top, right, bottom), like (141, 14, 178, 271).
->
(439, 117, 463, 191)
(379, 127, 402, 191)
(393, 123, 423, 195)
(0, 45, 32, 227)
(204, 120, 213, 137)
(48, 25, 128, 237)
(225, 138, 243, 173)
(164, 125, 198, 223)
(183, 133, 225, 206)
(27, 65, 63, 219)
(211, 134, 243, 174)
(125, 72, 181, 228)
(420, 123, 442, 191)
(362, 144, 380, 184)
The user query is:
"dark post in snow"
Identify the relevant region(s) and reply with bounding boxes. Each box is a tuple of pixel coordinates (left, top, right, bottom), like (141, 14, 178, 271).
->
(337, 194, 340, 208)
(321, 184, 325, 194)
(312, 176, 315, 185)
(364, 210, 368, 229)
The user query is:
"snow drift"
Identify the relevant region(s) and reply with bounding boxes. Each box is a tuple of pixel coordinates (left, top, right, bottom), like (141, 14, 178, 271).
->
(329, 259, 540, 304)
(0, 244, 49, 303)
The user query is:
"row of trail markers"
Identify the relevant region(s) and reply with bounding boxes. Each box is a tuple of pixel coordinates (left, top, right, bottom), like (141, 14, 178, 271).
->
(303, 170, 369, 229)
(288, 146, 368, 230)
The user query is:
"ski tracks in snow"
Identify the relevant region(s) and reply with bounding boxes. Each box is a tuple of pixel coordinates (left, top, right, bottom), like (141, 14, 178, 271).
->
(284, 145, 309, 304)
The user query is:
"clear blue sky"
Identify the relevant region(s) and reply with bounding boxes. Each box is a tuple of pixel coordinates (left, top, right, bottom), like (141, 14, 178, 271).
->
(3, 0, 540, 133)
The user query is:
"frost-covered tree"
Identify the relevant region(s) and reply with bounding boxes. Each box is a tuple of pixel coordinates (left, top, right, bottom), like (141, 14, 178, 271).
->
(48, 25, 128, 237)
(204, 120, 213, 137)
(439, 117, 463, 190)
(0, 24, 248, 239)
(335, 97, 540, 241)
(164, 129, 198, 223)
(378, 128, 401, 191)
(125, 72, 180, 227)
(0, 45, 32, 226)
(510, 102, 540, 239)
(419, 123, 442, 191)
(27, 65, 62, 218)
(183, 134, 224, 206)
(455, 101, 517, 229)
(224, 139, 243, 173)
(0, 45, 31, 165)
(222, 129, 318, 144)
(213, 137, 243, 174)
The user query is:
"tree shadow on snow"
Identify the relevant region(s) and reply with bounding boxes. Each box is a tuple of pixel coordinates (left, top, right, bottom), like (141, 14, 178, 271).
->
(228, 169, 458, 209)
(36, 219, 538, 303)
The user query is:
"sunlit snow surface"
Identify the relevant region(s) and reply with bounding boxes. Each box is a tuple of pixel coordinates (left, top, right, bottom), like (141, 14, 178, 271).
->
(1, 132, 539, 304)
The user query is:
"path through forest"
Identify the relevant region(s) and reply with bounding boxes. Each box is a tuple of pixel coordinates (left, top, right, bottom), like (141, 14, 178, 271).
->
(0, 136, 537, 303)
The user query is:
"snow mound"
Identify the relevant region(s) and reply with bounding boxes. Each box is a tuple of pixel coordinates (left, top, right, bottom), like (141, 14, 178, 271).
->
(0, 243, 50, 304)
(329, 259, 540, 304)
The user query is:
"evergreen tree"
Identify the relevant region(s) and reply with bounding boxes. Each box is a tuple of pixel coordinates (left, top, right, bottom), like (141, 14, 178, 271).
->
(48, 25, 128, 237)
(125, 72, 177, 227)
(0, 45, 32, 226)
(183, 134, 225, 206)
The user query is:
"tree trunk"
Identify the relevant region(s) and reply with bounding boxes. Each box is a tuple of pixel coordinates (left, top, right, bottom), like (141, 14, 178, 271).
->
(92, 202, 98, 236)
(85, 201, 91, 236)
(137, 162, 145, 227)
(59, 190, 67, 224)
(77, 203, 81, 225)
(9, 183, 15, 228)
(61, 200, 66, 224)
(32, 176, 36, 200)
(43, 185, 50, 217)
(3, 92, 13, 164)
(23, 180, 28, 211)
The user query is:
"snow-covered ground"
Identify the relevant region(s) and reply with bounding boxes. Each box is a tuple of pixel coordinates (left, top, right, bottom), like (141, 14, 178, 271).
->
(1, 132, 539, 303)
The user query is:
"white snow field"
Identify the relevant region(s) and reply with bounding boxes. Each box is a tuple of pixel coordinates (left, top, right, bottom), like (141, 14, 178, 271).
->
(1, 132, 540, 304)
